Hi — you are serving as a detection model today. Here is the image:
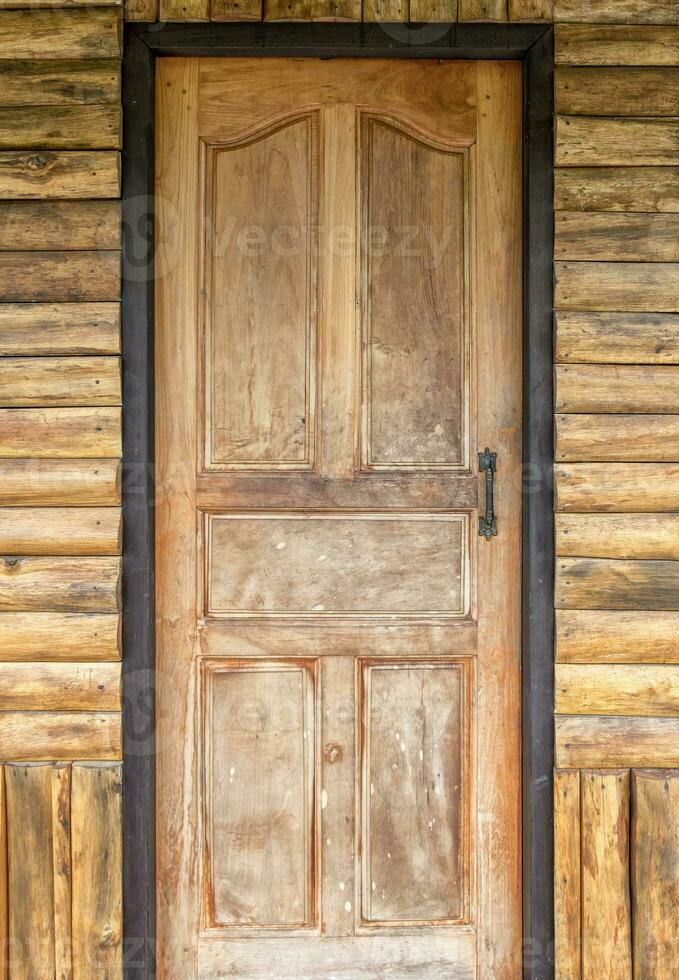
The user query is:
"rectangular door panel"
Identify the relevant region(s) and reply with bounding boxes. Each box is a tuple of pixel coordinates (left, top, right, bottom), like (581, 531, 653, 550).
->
(206, 513, 470, 618)
(202, 661, 317, 931)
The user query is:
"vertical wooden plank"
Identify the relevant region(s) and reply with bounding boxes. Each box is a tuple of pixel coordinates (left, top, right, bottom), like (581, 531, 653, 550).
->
(6, 764, 55, 979)
(0, 766, 6, 980)
(632, 771, 679, 980)
(554, 770, 581, 980)
(159, 0, 209, 19)
(125, 0, 160, 20)
(509, 0, 552, 18)
(211, 0, 262, 19)
(581, 769, 632, 980)
(362, 0, 407, 20)
(52, 764, 72, 980)
(409, 0, 457, 19)
(71, 764, 122, 978)
(459, 0, 507, 20)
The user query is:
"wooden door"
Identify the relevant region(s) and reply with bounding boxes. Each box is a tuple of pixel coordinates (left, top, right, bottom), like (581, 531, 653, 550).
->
(156, 58, 522, 980)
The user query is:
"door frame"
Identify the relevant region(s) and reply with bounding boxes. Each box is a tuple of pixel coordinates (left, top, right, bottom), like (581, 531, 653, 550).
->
(121, 23, 555, 979)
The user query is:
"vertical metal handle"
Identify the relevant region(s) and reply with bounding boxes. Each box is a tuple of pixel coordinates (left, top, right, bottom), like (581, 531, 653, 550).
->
(478, 448, 497, 539)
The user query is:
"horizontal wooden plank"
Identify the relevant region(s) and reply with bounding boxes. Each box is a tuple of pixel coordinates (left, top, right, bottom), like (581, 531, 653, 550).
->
(125, 0, 159, 21)
(557, 609, 679, 663)
(0, 556, 120, 613)
(555, 168, 679, 213)
(0, 151, 120, 200)
(0, 507, 121, 555)
(556, 414, 679, 462)
(555, 462, 679, 512)
(632, 770, 679, 980)
(409, 0, 458, 22)
(0, 612, 120, 661)
(0, 252, 120, 304)
(0, 303, 119, 356)
(556, 556, 679, 610)
(361, 0, 407, 20)
(0, 357, 121, 408)
(555, 0, 679, 25)
(0, 59, 119, 106)
(0, 459, 120, 505)
(0, 408, 121, 458)
(557, 513, 679, 560)
(264, 0, 360, 19)
(556, 663, 679, 716)
(0, 202, 120, 251)
(555, 312, 679, 364)
(556, 365, 679, 413)
(0, 712, 121, 761)
(0, 0, 121, 7)
(555, 262, 679, 313)
(509, 0, 553, 21)
(555, 213, 679, 262)
(0, 662, 120, 711)
(556, 24, 679, 66)
(556, 116, 679, 167)
(556, 715, 679, 768)
(0, 10, 122, 60)
(0, 105, 120, 151)
(556, 67, 679, 116)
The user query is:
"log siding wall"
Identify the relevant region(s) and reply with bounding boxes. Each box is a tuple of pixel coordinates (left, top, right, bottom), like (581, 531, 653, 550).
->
(0, 0, 677, 977)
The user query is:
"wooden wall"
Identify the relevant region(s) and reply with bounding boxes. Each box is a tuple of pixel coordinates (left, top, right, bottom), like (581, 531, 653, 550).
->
(0, 0, 678, 977)
(0, 4, 123, 976)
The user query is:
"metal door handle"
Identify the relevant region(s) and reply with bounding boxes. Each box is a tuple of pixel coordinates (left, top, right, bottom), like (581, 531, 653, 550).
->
(478, 448, 497, 539)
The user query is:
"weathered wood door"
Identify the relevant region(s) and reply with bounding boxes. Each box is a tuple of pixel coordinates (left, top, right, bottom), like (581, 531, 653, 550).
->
(156, 57, 522, 979)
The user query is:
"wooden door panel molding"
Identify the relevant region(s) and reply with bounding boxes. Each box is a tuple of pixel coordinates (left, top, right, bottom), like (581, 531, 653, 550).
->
(204, 512, 471, 620)
(156, 56, 522, 979)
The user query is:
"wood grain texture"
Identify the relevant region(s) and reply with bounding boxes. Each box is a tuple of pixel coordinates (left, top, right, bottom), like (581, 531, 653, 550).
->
(556, 67, 679, 116)
(0, 767, 6, 980)
(557, 716, 679, 768)
(51, 764, 72, 980)
(556, 664, 679, 716)
(361, 0, 407, 18)
(264, 0, 360, 18)
(0, 661, 121, 711)
(0, 612, 120, 661)
(0, 303, 119, 356)
(555, 212, 679, 262)
(0, 59, 119, 106)
(0, 202, 120, 251)
(0, 10, 122, 60)
(0, 357, 120, 408)
(555, 312, 679, 364)
(0, 507, 120, 555)
(0, 104, 120, 151)
(125, 0, 159, 20)
(556, 23, 679, 65)
(632, 771, 679, 980)
(556, 414, 679, 462)
(554, 770, 581, 980)
(0, 460, 120, 506)
(409, 0, 458, 20)
(0, 556, 120, 613)
(159, 0, 209, 19)
(71, 764, 123, 976)
(458, 0, 507, 20)
(555, 463, 679, 512)
(555, 168, 679, 212)
(557, 513, 679, 560)
(555, 0, 679, 25)
(5, 764, 54, 978)
(557, 609, 679, 663)
(0, 407, 121, 458)
(556, 556, 679, 610)
(509, 0, 552, 20)
(0, 151, 120, 200)
(580, 770, 632, 980)
(0, 713, 121, 761)
(555, 261, 679, 312)
(556, 116, 679, 167)
(210, 0, 262, 20)
(556, 365, 679, 413)
(0, 252, 120, 304)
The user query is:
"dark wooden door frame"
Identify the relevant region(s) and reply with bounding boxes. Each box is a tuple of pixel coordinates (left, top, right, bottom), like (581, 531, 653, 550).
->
(121, 23, 555, 979)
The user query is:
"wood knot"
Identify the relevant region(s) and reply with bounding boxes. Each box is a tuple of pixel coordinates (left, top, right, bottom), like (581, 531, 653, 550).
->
(324, 743, 342, 764)
(27, 154, 47, 171)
